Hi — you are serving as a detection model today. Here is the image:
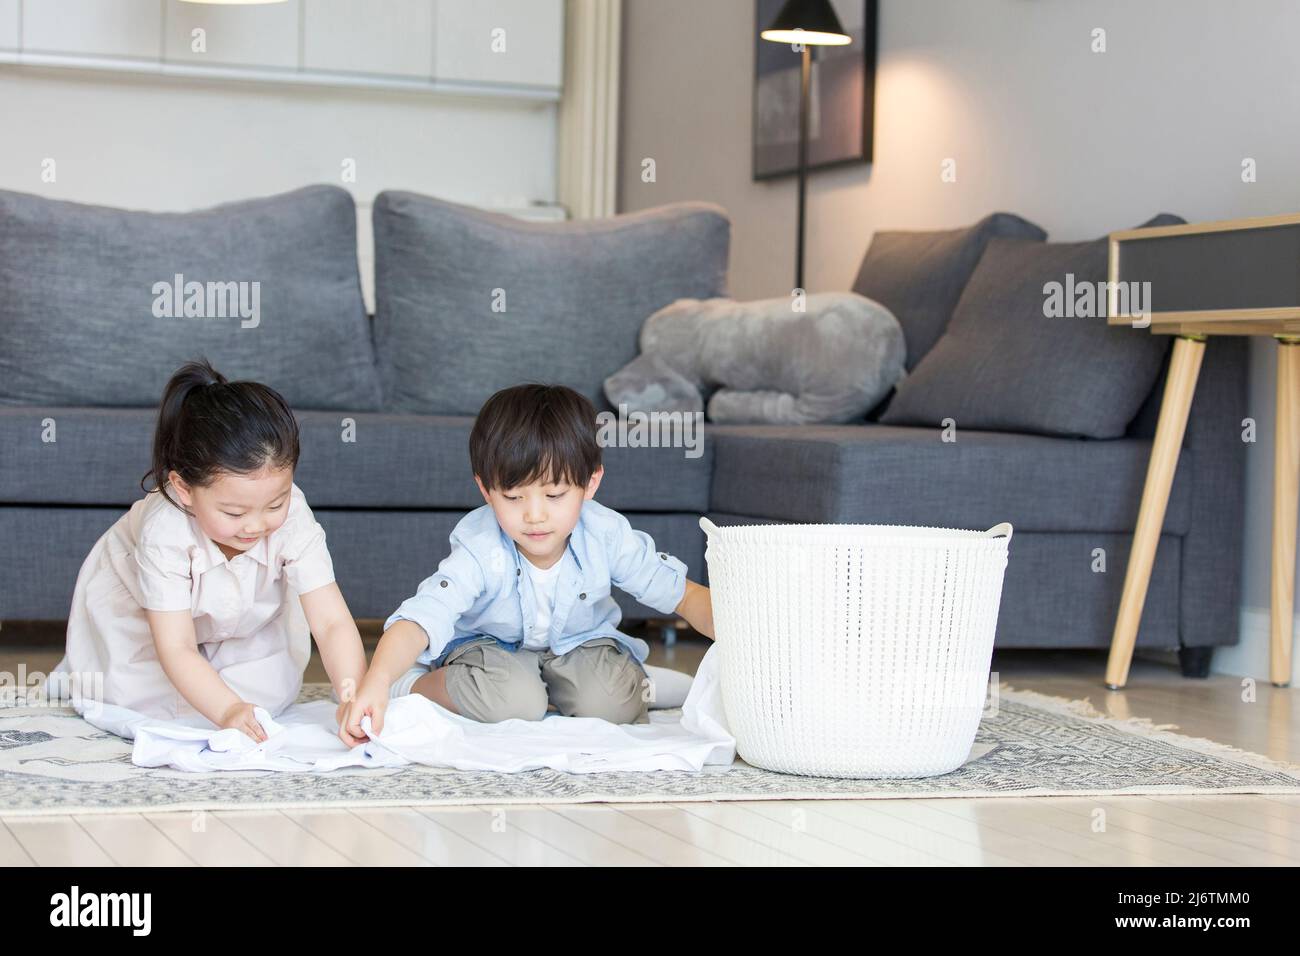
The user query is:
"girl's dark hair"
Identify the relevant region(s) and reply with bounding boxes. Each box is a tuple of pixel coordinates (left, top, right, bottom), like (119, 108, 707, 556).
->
(469, 383, 601, 492)
(142, 358, 301, 511)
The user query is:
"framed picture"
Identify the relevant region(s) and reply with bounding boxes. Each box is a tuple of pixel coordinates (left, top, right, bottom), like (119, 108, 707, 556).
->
(752, 0, 877, 180)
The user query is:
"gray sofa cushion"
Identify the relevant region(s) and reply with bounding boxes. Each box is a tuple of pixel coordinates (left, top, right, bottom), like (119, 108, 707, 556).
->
(879, 216, 1183, 439)
(0, 407, 712, 513)
(852, 212, 1047, 371)
(289, 412, 713, 512)
(0, 185, 381, 410)
(706, 422, 1193, 534)
(372, 192, 730, 415)
(0, 505, 707, 622)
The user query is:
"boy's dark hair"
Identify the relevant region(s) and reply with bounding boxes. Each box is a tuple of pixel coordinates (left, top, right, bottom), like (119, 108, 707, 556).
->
(470, 384, 602, 492)
(141, 357, 301, 511)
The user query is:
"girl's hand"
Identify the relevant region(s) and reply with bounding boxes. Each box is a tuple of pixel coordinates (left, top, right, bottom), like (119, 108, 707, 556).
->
(219, 701, 268, 743)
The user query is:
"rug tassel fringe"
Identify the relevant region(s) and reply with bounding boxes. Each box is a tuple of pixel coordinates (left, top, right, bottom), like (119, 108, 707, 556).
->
(997, 682, 1300, 776)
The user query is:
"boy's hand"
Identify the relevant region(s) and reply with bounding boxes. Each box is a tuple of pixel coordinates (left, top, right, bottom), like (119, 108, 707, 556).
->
(675, 580, 715, 640)
(219, 701, 268, 743)
(338, 680, 390, 745)
(335, 699, 369, 746)
(342, 619, 430, 745)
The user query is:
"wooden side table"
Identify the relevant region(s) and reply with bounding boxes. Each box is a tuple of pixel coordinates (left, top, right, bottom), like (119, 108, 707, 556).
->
(1103, 212, 1300, 689)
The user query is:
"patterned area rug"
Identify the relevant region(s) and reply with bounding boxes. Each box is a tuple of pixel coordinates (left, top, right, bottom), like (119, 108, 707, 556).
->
(2, 683, 1299, 816)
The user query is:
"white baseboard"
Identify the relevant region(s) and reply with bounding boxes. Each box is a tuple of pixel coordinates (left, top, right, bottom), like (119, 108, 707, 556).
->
(1212, 605, 1300, 684)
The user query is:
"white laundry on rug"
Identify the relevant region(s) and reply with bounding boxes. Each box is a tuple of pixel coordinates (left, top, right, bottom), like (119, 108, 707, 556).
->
(81, 647, 737, 775)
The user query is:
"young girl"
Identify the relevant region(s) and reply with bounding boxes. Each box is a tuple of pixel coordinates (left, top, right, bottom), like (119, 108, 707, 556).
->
(55, 359, 368, 746)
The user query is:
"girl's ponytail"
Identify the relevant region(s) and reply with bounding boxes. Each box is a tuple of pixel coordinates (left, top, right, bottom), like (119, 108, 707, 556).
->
(141, 357, 299, 511)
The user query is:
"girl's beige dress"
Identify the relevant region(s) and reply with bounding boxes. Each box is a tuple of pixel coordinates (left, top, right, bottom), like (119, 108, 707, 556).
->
(56, 482, 335, 722)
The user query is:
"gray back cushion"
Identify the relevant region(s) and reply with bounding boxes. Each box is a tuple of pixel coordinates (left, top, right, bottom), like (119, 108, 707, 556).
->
(0, 185, 381, 410)
(372, 192, 731, 414)
(852, 212, 1047, 370)
(879, 215, 1184, 439)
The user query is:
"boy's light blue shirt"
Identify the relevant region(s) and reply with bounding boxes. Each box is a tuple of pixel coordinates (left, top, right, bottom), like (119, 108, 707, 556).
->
(384, 498, 689, 668)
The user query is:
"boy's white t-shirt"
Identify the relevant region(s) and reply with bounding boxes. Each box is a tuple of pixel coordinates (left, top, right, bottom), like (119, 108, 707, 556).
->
(521, 557, 565, 651)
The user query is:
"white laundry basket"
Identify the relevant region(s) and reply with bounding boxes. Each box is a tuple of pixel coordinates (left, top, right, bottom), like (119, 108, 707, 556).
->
(699, 517, 1012, 779)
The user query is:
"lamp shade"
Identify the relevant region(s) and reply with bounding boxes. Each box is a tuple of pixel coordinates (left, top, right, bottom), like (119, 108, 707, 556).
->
(760, 0, 852, 45)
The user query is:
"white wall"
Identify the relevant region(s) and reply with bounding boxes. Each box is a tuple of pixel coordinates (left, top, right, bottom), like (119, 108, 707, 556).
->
(619, 0, 1300, 681)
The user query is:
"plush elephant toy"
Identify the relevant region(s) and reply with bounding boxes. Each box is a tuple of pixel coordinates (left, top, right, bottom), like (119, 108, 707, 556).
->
(604, 292, 906, 425)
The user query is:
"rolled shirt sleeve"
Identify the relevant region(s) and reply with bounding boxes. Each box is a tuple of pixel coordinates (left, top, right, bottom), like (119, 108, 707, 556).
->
(608, 512, 688, 616)
(383, 543, 486, 661)
(134, 543, 194, 612)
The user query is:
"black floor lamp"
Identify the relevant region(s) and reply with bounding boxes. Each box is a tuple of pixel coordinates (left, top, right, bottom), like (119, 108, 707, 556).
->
(760, 0, 851, 291)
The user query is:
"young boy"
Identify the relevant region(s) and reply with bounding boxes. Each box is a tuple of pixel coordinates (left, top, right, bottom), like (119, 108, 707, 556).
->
(342, 384, 714, 737)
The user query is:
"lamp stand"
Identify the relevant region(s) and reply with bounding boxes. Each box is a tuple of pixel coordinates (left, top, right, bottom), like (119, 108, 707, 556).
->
(795, 43, 810, 292)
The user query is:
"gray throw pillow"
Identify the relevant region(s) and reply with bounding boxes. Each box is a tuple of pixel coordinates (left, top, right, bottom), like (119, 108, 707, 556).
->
(0, 185, 381, 410)
(604, 293, 905, 425)
(372, 192, 730, 414)
(852, 212, 1047, 371)
(878, 215, 1184, 440)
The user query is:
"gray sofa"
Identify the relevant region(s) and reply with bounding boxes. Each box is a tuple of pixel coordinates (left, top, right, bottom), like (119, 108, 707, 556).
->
(0, 186, 1247, 677)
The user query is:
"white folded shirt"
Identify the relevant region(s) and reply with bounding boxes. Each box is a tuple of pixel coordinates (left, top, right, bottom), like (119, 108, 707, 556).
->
(90, 646, 737, 775)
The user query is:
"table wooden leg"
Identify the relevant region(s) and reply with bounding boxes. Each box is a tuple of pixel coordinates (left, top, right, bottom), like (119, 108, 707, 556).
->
(1270, 337, 1300, 686)
(1105, 335, 1206, 689)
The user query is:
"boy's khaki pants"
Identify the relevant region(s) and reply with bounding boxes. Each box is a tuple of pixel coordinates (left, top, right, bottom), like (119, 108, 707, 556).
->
(436, 636, 651, 725)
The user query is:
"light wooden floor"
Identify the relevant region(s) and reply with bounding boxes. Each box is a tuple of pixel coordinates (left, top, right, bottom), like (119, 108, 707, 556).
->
(2, 624, 1298, 866)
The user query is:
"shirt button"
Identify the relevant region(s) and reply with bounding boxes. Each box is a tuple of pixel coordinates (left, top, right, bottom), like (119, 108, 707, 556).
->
(516, 568, 521, 576)
(659, 552, 667, 560)
(439, 580, 448, 588)
(578, 592, 587, 600)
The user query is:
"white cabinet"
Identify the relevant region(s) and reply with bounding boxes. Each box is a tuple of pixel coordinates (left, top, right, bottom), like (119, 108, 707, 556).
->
(164, 0, 300, 69)
(0, 1, 17, 50)
(303, 0, 434, 79)
(5, 0, 562, 100)
(21, 0, 162, 59)
(435, 0, 562, 90)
